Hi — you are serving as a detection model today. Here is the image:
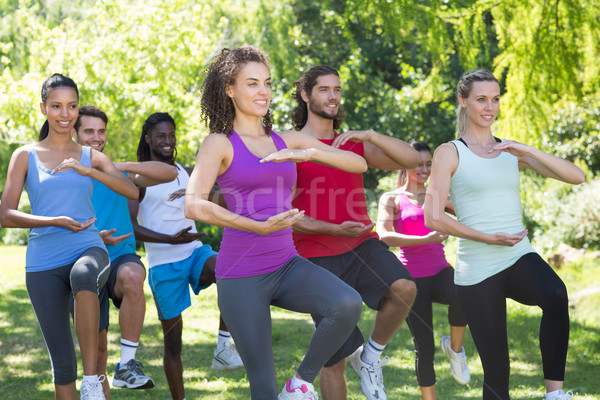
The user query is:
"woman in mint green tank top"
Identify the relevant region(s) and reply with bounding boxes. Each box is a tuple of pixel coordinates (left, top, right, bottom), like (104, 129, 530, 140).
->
(423, 69, 584, 400)
(0, 74, 138, 400)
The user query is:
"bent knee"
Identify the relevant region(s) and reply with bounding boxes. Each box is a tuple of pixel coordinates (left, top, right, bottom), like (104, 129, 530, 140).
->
(388, 278, 417, 303)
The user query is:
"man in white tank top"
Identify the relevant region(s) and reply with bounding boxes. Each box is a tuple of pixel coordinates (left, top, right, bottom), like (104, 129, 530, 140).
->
(128, 113, 243, 400)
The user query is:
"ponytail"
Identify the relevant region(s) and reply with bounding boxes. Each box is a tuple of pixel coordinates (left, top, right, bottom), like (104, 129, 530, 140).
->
(38, 120, 49, 141)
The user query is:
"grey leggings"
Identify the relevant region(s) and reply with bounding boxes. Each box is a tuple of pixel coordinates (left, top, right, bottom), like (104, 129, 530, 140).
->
(26, 247, 110, 385)
(217, 256, 362, 400)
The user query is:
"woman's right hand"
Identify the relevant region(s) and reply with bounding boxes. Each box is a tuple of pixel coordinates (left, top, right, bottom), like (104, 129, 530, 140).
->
(55, 217, 97, 232)
(487, 230, 528, 246)
(425, 231, 449, 243)
(257, 209, 305, 235)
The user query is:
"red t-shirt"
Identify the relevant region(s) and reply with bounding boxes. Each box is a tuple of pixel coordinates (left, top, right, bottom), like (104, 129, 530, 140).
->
(292, 137, 378, 258)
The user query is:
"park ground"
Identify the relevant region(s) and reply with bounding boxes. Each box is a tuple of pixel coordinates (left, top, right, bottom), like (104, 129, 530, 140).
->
(0, 245, 599, 399)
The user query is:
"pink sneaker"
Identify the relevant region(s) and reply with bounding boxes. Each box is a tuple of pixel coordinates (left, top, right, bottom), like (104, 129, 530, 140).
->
(278, 378, 319, 400)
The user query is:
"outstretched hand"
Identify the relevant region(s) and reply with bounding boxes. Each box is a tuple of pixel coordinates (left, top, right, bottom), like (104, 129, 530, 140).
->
(487, 229, 528, 246)
(260, 149, 313, 163)
(332, 130, 374, 148)
(258, 209, 305, 235)
(52, 158, 93, 176)
(425, 231, 449, 243)
(99, 228, 133, 246)
(490, 140, 533, 158)
(336, 221, 375, 237)
(56, 217, 96, 233)
(170, 226, 206, 244)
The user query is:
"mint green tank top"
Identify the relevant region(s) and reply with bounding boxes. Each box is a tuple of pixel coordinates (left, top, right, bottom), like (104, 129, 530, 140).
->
(449, 139, 534, 285)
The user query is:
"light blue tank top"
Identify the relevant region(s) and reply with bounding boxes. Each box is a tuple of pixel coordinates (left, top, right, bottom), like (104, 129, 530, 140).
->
(449, 139, 534, 285)
(92, 175, 136, 261)
(24, 145, 105, 272)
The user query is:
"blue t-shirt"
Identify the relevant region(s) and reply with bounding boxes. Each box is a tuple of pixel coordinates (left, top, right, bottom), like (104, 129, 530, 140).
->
(24, 145, 106, 272)
(92, 174, 136, 261)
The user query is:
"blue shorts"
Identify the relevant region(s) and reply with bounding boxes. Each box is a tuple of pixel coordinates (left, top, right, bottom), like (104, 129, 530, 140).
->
(148, 245, 217, 320)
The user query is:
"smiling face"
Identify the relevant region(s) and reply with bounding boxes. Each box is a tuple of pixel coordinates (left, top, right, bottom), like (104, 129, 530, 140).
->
(227, 61, 271, 118)
(145, 121, 176, 162)
(73, 115, 107, 152)
(458, 80, 500, 131)
(305, 74, 341, 120)
(40, 87, 79, 136)
(407, 150, 433, 185)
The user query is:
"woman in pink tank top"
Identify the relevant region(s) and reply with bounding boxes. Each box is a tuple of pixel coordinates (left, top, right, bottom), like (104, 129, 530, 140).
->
(377, 141, 470, 400)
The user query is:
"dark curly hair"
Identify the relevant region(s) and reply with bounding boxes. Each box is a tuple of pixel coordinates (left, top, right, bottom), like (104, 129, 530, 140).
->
(291, 65, 344, 131)
(136, 112, 177, 163)
(200, 46, 272, 137)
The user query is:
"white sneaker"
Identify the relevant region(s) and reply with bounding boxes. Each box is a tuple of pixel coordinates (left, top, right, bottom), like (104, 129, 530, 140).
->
(80, 375, 106, 400)
(440, 336, 470, 385)
(348, 345, 388, 400)
(278, 378, 319, 400)
(545, 390, 574, 400)
(212, 342, 244, 370)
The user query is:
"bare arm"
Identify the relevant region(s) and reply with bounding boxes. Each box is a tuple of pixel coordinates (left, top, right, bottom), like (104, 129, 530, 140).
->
(376, 190, 447, 247)
(270, 131, 367, 173)
(423, 143, 527, 246)
(115, 161, 178, 187)
(292, 214, 375, 237)
(491, 140, 585, 184)
(0, 147, 96, 232)
(332, 130, 422, 170)
(127, 189, 204, 244)
(184, 134, 304, 235)
(53, 149, 138, 199)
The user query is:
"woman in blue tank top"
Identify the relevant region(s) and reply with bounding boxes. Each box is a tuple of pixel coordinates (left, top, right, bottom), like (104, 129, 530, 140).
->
(184, 46, 367, 400)
(0, 74, 138, 400)
(423, 69, 584, 400)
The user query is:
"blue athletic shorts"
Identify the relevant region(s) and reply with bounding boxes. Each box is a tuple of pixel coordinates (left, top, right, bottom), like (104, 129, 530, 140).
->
(148, 245, 217, 320)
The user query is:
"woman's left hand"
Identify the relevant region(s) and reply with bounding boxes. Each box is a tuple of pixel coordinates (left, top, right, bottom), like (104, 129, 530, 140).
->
(52, 158, 93, 176)
(490, 140, 533, 158)
(260, 148, 314, 163)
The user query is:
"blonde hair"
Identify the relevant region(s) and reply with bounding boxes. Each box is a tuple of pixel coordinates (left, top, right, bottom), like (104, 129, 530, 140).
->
(456, 69, 498, 138)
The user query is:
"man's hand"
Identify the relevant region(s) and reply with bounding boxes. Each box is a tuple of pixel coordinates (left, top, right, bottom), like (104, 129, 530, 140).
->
(99, 229, 133, 246)
(334, 221, 375, 237)
(169, 226, 206, 244)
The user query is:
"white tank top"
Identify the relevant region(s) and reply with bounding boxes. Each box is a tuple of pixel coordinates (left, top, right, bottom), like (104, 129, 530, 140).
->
(449, 139, 534, 285)
(137, 163, 203, 268)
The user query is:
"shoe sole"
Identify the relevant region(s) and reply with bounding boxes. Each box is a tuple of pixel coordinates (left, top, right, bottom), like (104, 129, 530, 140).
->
(211, 361, 244, 371)
(113, 379, 155, 389)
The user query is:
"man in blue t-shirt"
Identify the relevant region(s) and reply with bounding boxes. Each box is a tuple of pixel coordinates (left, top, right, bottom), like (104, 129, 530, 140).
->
(73, 105, 178, 395)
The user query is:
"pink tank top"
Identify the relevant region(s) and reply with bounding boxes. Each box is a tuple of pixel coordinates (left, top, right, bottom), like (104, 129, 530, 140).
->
(393, 192, 451, 278)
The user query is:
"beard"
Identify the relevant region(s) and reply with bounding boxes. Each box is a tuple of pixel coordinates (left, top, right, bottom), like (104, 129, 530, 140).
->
(309, 100, 338, 120)
(152, 148, 174, 162)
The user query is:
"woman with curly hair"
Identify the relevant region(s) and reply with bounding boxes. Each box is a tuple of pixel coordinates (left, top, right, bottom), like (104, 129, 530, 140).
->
(184, 46, 367, 400)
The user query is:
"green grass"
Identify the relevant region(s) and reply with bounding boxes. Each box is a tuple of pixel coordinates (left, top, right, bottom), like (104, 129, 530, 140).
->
(0, 245, 599, 399)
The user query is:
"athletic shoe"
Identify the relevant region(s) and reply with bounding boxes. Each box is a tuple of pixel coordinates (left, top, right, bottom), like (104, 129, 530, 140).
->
(278, 378, 319, 400)
(440, 336, 470, 385)
(113, 359, 155, 389)
(348, 345, 389, 400)
(544, 390, 574, 400)
(212, 342, 244, 370)
(80, 375, 106, 400)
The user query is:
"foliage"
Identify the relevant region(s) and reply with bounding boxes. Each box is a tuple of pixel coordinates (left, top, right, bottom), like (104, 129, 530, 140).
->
(542, 94, 600, 174)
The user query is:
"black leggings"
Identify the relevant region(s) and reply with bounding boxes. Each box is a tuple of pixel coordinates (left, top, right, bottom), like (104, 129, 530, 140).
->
(406, 267, 467, 387)
(456, 253, 569, 400)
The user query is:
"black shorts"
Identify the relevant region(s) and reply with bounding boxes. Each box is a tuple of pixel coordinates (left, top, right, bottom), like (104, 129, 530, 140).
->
(309, 238, 414, 366)
(98, 253, 145, 331)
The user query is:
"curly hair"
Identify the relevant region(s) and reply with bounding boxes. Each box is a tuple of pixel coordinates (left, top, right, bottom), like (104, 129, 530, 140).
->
(291, 65, 344, 131)
(136, 112, 177, 163)
(200, 46, 272, 137)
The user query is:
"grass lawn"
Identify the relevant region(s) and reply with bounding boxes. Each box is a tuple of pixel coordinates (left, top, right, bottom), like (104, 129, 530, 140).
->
(0, 245, 599, 399)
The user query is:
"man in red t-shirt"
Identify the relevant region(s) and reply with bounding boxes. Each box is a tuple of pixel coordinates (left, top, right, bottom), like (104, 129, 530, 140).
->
(289, 66, 421, 400)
